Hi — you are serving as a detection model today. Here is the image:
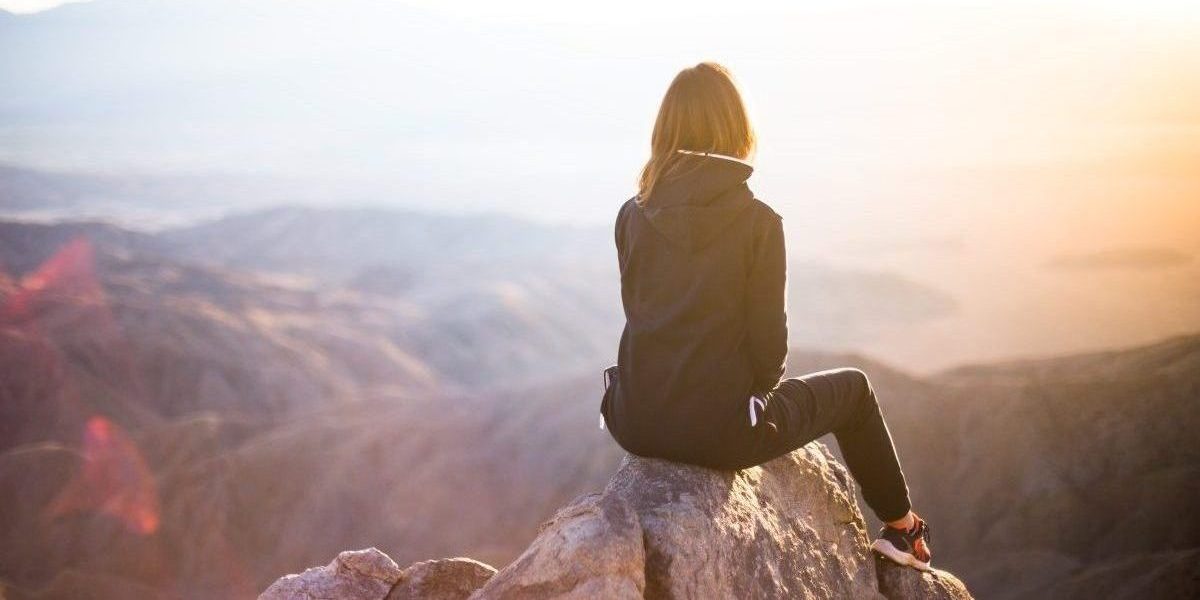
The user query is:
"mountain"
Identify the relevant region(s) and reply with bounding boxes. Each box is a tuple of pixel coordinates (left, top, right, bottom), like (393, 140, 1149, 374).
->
(783, 335, 1200, 599)
(0, 182, 963, 370)
(910, 336, 1200, 599)
(785, 264, 957, 349)
(159, 206, 956, 363)
(1, 216, 1196, 599)
(161, 206, 611, 281)
(0, 220, 437, 452)
(161, 207, 625, 386)
(0, 214, 622, 391)
(0, 164, 277, 224)
(0, 219, 624, 597)
(0, 381, 625, 599)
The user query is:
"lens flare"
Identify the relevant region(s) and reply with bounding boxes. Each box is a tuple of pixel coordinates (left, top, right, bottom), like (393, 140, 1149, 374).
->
(2, 237, 162, 536)
(2, 237, 104, 320)
(46, 416, 161, 535)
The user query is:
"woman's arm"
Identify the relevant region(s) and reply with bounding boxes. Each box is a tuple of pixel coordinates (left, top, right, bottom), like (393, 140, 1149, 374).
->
(746, 214, 788, 396)
(615, 197, 633, 272)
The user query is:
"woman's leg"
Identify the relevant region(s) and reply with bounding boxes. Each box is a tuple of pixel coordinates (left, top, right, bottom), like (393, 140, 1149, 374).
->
(761, 368, 912, 523)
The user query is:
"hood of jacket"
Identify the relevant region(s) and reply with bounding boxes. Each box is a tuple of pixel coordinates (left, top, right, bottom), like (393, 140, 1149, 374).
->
(639, 155, 755, 252)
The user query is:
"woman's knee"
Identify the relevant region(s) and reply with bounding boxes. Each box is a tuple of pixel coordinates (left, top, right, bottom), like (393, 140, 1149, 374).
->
(839, 368, 873, 397)
(840, 368, 879, 421)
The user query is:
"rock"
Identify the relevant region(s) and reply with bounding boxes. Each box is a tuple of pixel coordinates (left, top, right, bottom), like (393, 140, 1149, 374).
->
(387, 558, 498, 600)
(876, 558, 973, 600)
(258, 548, 402, 600)
(259, 444, 975, 600)
(473, 443, 909, 599)
(258, 551, 498, 600)
(467, 491, 646, 599)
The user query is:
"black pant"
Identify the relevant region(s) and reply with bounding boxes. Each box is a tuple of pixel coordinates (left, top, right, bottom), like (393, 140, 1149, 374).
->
(751, 368, 912, 523)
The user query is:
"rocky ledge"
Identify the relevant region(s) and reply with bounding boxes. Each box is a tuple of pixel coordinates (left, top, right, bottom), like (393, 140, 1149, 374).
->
(260, 443, 972, 599)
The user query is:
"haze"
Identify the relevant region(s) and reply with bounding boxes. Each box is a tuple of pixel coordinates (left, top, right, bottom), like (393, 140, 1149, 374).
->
(1, 0, 1198, 370)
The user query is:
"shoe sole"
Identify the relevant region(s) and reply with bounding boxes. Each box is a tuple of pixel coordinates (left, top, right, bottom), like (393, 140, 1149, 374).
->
(871, 539, 932, 572)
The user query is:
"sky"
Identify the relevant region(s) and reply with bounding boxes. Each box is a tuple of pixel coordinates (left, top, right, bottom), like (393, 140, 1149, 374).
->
(1, 0, 1198, 241)
(0, 0, 91, 12)
(0, 0, 77, 13)
(1, 0, 1198, 366)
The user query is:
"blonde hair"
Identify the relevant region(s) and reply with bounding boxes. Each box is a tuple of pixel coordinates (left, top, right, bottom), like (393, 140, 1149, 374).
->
(637, 62, 756, 204)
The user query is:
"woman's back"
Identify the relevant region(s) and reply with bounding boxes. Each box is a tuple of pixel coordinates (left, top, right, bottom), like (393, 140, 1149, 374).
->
(606, 152, 787, 467)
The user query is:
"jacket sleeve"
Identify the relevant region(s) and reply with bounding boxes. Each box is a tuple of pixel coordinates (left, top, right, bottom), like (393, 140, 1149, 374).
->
(615, 198, 632, 272)
(746, 214, 788, 396)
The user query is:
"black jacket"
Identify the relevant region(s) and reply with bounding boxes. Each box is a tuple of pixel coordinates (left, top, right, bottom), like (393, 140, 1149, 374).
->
(604, 154, 787, 467)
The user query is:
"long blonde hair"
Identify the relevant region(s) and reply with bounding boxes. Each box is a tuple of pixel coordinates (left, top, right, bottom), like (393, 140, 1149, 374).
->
(637, 62, 756, 204)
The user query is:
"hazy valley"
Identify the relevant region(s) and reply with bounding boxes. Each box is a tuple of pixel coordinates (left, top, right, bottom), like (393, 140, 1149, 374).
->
(0, 209, 1196, 599)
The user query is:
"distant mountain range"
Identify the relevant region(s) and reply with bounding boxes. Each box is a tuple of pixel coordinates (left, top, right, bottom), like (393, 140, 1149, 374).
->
(5, 157, 1197, 374)
(0, 163, 320, 226)
(882, 339, 1200, 599)
(160, 205, 958, 356)
(0, 205, 956, 387)
(0, 215, 1196, 599)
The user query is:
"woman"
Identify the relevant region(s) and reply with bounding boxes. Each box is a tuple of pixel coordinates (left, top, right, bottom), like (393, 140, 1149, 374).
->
(600, 62, 932, 571)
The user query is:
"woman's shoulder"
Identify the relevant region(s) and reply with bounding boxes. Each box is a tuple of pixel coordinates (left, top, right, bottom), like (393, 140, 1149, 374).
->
(616, 195, 639, 222)
(748, 197, 783, 223)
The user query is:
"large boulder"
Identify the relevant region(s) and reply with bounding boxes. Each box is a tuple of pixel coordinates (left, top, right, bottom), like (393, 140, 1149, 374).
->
(259, 443, 973, 599)
(472, 443, 970, 599)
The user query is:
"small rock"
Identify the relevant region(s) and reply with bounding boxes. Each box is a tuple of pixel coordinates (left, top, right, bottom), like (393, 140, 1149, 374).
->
(876, 557, 973, 600)
(388, 558, 497, 600)
(258, 548, 402, 600)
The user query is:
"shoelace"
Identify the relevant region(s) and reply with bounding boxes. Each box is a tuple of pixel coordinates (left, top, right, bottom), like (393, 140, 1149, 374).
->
(910, 519, 931, 545)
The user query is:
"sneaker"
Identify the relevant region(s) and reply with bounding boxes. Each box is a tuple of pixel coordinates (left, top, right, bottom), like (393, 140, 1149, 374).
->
(871, 515, 932, 571)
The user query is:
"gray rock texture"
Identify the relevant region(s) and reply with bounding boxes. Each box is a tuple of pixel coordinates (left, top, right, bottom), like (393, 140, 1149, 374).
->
(387, 558, 497, 600)
(876, 558, 972, 600)
(259, 548, 402, 600)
